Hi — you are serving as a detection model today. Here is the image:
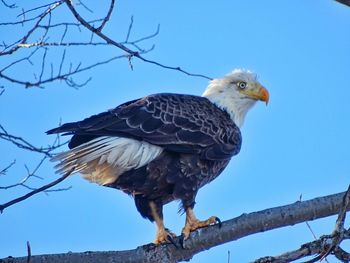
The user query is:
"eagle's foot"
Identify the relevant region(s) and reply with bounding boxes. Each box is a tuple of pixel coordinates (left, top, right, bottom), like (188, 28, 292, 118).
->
(154, 227, 177, 245)
(181, 215, 220, 240)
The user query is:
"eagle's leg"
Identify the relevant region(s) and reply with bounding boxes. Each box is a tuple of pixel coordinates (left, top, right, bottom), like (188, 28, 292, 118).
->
(134, 196, 175, 244)
(149, 201, 176, 245)
(181, 207, 221, 240)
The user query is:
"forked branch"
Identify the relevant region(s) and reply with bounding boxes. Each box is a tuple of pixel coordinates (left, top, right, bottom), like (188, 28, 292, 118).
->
(253, 186, 350, 262)
(0, 169, 72, 213)
(0, 0, 211, 90)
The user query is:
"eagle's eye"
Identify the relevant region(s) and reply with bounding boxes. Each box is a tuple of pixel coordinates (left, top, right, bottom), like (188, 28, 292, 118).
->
(237, 81, 247, 90)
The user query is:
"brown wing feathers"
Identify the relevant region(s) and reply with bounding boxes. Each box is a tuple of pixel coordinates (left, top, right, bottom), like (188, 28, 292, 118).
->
(47, 93, 242, 161)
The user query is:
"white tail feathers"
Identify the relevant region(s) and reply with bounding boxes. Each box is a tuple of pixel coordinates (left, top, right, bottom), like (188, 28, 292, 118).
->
(52, 136, 163, 185)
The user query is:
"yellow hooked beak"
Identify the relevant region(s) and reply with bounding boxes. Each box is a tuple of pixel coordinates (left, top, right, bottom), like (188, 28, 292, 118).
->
(242, 85, 269, 105)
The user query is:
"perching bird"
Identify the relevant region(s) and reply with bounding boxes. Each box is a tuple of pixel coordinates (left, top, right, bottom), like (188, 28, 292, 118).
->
(47, 69, 269, 245)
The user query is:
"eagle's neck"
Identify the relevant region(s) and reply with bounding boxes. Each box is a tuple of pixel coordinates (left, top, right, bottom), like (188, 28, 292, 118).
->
(202, 81, 256, 128)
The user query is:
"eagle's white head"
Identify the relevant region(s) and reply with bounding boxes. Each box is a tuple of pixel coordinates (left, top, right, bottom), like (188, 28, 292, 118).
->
(202, 69, 269, 127)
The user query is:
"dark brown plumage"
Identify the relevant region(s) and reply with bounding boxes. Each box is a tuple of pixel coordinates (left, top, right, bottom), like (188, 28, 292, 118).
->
(51, 94, 241, 159)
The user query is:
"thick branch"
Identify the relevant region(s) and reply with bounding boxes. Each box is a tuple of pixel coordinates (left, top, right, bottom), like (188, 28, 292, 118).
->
(253, 186, 350, 262)
(252, 231, 350, 263)
(1, 190, 349, 263)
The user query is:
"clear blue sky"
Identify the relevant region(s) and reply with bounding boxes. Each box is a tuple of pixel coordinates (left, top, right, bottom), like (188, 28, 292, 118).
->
(1, 1, 350, 262)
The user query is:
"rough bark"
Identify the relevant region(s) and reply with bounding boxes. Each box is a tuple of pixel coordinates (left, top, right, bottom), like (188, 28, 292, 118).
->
(1, 190, 348, 263)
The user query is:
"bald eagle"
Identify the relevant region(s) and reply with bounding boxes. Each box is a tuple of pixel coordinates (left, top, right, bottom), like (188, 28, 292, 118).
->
(47, 69, 269, 244)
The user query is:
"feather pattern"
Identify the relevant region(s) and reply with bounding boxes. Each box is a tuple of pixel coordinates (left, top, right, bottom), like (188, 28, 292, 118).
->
(47, 94, 242, 160)
(52, 136, 163, 185)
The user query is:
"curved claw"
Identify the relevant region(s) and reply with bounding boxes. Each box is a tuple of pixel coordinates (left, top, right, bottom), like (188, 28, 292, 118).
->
(154, 228, 177, 245)
(167, 233, 178, 249)
(215, 216, 222, 228)
(179, 234, 185, 249)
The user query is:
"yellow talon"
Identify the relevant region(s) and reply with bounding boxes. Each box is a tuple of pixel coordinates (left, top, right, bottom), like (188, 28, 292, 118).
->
(181, 208, 220, 240)
(154, 228, 177, 244)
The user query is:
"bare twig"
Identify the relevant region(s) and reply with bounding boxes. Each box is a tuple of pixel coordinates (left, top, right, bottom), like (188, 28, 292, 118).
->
(76, 0, 93, 13)
(0, 1, 64, 56)
(0, 160, 16, 176)
(0, 52, 132, 88)
(0, 124, 66, 156)
(0, 123, 70, 197)
(1, 0, 16, 8)
(305, 221, 318, 240)
(64, 0, 141, 55)
(300, 195, 330, 262)
(1, 1, 210, 89)
(1, 9, 158, 89)
(17, 2, 59, 18)
(0, 15, 42, 26)
(96, 0, 115, 31)
(1, 47, 41, 73)
(121, 19, 159, 53)
(64, 0, 212, 80)
(0, 156, 71, 193)
(26, 241, 31, 263)
(0, 19, 101, 27)
(300, 194, 320, 241)
(17, 41, 109, 48)
(125, 16, 134, 43)
(304, 221, 331, 263)
(0, 157, 46, 190)
(0, 169, 72, 213)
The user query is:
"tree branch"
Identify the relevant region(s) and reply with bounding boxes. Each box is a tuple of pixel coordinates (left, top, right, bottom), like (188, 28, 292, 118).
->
(0, 1, 211, 89)
(0, 156, 71, 193)
(1, 190, 349, 262)
(0, 170, 72, 213)
(63, 0, 212, 80)
(0, 0, 17, 9)
(252, 230, 350, 263)
(96, 0, 115, 32)
(0, 2, 164, 89)
(318, 184, 350, 260)
(253, 185, 350, 262)
(0, 160, 16, 176)
(0, 1, 64, 56)
(0, 124, 66, 157)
